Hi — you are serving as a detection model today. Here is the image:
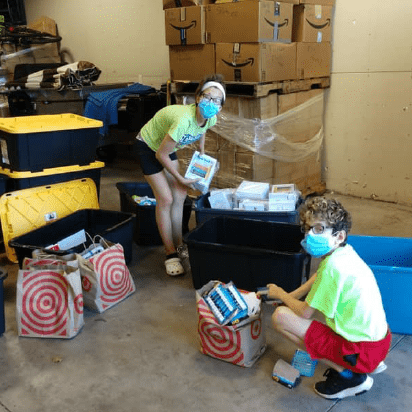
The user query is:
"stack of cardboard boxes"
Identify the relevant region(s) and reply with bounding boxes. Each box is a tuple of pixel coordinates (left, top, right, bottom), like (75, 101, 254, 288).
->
(163, 0, 334, 195)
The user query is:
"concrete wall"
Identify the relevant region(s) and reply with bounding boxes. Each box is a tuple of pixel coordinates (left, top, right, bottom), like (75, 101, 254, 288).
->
(324, 0, 412, 204)
(25, 0, 170, 88)
(24, 0, 412, 205)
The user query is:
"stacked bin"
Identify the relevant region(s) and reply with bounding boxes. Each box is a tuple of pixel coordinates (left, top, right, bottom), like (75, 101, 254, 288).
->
(0, 113, 104, 249)
(0, 114, 104, 194)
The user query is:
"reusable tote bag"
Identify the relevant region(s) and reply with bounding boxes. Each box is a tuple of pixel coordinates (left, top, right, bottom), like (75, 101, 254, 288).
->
(16, 262, 84, 339)
(196, 281, 266, 367)
(77, 240, 136, 313)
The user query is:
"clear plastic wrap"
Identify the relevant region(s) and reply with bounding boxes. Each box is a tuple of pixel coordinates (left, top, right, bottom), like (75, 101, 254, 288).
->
(212, 93, 324, 163)
(177, 92, 324, 193)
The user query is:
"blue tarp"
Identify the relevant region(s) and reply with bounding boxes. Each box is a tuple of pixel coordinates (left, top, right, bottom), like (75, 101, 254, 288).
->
(84, 82, 155, 135)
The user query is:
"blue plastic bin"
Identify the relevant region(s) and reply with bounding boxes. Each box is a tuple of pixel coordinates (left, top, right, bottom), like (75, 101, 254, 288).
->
(348, 234, 412, 335)
(194, 192, 301, 226)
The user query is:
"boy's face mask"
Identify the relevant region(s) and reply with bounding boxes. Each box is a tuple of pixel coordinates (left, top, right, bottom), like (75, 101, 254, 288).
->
(198, 98, 220, 119)
(301, 230, 338, 258)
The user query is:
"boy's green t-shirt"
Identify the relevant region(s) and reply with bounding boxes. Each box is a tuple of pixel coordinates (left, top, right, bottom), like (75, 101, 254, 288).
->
(306, 244, 388, 342)
(140, 104, 217, 152)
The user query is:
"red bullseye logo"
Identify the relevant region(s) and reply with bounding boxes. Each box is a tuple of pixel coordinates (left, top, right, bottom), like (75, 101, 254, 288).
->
(250, 319, 261, 340)
(90, 246, 135, 309)
(20, 270, 69, 337)
(82, 276, 92, 292)
(197, 300, 245, 365)
(73, 294, 84, 315)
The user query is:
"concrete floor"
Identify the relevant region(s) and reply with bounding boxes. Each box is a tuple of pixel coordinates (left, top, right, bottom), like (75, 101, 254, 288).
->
(0, 152, 411, 412)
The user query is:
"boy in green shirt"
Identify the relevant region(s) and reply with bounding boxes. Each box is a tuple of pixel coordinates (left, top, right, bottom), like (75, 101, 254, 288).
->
(261, 196, 391, 400)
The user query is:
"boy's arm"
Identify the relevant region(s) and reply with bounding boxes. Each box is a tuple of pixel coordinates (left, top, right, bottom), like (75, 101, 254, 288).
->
(289, 273, 317, 300)
(264, 274, 317, 319)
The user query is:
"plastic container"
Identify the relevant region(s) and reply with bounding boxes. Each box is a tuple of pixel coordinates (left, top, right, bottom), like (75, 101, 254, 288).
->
(0, 113, 103, 171)
(184, 216, 311, 291)
(9, 209, 136, 268)
(348, 234, 412, 335)
(116, 182, 192, 245)
(0, 268, 7, 336)
(0, 178, 100, 263)
(194, 192, 300, 226)
(0, 161, 104, 196)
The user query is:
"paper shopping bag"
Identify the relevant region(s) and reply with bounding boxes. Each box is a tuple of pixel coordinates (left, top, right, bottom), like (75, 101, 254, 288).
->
(16, 264, 84, 339)
(77, 242, 136, 313)
(196, 281, 266, 367)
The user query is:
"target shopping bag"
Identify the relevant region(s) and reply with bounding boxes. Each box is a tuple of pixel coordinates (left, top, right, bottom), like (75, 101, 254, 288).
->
(77, 241, 136, 313)
(16, 263, 84, 339)
(196, 281, 266, 367)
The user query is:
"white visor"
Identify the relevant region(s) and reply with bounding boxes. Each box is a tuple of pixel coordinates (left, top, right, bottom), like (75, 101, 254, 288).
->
(201, 81, 226, 102)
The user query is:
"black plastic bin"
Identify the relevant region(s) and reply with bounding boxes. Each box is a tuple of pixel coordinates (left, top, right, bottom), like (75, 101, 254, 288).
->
(0, 269, 8, 336)
(116, 182, 192, 245)
(184, 216, 311, 292)
(1, 161, 104, 197)
(9, 209, 136, 268)
(194, 192, 301, 226)
(0, 114, 102, 172)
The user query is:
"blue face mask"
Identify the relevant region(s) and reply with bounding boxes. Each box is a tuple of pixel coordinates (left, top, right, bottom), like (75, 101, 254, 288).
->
(198, 99, 220, 119)
(301, 232, 336, 258)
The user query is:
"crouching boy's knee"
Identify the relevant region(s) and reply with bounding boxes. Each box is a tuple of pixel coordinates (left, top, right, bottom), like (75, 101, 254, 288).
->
(272, 305, 291, 332)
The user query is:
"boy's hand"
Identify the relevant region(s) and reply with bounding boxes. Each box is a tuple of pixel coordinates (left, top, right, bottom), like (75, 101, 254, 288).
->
(266, 283, 285, 300)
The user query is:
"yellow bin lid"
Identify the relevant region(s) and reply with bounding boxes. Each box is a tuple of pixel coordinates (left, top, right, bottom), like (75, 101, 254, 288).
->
(0, 178, 100, 263)
(0, 113, 103, 134)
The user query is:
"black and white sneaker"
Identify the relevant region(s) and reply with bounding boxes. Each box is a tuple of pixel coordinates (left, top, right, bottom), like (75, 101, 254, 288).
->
(314, 368, 374, 400)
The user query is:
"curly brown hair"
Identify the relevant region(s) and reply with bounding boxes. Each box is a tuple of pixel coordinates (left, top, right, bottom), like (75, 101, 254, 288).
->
(195, 73, 226, 106)
(299, 196, 352, 245)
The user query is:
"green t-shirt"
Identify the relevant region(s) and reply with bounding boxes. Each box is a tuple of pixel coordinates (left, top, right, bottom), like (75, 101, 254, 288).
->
(140, 103, 217, 152)
(306, 244, 387, 342)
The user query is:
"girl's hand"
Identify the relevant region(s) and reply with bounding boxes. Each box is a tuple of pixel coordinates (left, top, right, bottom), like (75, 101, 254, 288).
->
(179, 176, 201, 189)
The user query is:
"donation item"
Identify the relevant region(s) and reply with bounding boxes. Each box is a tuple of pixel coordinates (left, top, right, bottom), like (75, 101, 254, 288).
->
(268, 184, 300, 212)
(196, 280, 266, 367)
(184, 151, 219, 194)
(235, 180, 270, 201)
(291, 349, 318, 377)
(272, 359, 301, 388)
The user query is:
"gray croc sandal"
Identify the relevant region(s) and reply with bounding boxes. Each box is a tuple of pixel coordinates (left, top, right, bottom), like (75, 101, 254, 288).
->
(165, 257, 184, 276)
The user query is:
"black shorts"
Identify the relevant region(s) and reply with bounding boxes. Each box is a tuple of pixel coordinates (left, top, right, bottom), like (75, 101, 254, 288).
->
(135, 139, 178, 176)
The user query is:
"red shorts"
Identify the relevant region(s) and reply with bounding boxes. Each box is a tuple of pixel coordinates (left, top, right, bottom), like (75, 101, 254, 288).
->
(304, 320, 391, 374)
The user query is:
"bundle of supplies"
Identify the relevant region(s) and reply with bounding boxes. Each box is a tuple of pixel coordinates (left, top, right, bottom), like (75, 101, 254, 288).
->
(184, 151, 219, 194)
(207, 180, 300, 212)
(132, 195, 156, 206)
(208, 188, 236, 210)
(268, 184, 300, 212)
(196, 280, 266, 367)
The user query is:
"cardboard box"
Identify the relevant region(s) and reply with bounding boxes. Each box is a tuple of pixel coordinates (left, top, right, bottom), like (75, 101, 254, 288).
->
(1, 43, 61, 77)
(169, 44, 215, 81)
(165, 6, 206, 45)
(163, 0, 214, 9)
(206, 2, 293, 43)
(223, 93, 278, 120)
(27, 16, 57, 36)
(216, 42, 296, 82)
(216, 0, 299, 4)
(292, 5, 332, 42)
(299, 0, 334, 5)
(236, 152, 274, 181)
(296, 42, 331, 79)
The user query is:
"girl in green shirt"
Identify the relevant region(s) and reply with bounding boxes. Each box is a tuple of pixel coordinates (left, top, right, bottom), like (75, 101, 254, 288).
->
(136, 74, 226, 276)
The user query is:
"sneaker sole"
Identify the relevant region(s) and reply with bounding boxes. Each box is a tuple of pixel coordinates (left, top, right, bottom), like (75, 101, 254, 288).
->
(370, 362, 387, 375)
(314, 376, 374, 400)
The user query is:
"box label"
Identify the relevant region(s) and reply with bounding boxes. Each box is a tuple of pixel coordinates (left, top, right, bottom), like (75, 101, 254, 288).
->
(1, 138, 9, 165)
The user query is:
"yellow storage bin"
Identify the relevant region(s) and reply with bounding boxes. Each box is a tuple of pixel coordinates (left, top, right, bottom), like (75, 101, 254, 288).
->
(0, 113, 103, 172)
